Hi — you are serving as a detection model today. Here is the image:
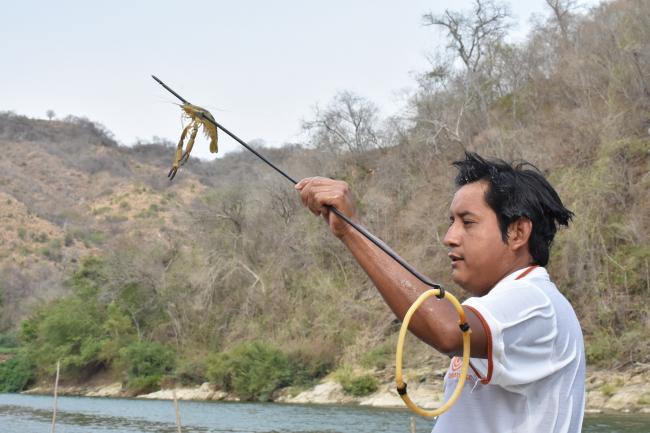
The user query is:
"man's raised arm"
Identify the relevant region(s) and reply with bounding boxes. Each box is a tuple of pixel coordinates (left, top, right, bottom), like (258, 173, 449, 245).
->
(295, 176, 487, 357)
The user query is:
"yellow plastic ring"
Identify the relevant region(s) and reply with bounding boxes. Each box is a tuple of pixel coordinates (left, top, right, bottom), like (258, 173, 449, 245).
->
(395, 288, 471, 417)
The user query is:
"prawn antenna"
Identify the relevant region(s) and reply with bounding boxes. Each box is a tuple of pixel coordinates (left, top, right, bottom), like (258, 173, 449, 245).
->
(152, 75, 297, 185)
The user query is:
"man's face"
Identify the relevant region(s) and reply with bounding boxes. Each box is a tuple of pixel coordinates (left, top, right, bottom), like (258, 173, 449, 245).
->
(443, 181, 512, 296)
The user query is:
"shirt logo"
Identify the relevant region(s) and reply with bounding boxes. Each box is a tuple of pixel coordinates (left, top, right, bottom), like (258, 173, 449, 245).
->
(450, 356, 463, 372)
(446, 356, 477, 382)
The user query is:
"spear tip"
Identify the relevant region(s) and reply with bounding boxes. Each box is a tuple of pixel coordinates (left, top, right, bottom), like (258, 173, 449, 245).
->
(151, 75, 188, 105)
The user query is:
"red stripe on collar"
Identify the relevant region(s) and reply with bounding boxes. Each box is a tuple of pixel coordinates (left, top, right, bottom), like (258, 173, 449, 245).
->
(515, 265, 538, 280)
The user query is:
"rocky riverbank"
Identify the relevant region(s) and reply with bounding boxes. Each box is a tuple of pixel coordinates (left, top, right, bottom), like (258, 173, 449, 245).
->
(22, 365, 650, 414)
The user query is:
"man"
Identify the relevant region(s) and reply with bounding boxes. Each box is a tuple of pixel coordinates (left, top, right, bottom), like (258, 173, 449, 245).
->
(295, 152, 585, 432)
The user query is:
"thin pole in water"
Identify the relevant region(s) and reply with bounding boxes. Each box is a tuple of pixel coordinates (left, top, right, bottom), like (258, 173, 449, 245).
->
(151, 76, 444, 292)
(50, 359, 60, 433)
(172, 388, 182, 433)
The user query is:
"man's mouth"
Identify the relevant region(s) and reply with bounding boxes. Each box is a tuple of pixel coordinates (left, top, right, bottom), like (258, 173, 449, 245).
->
(448, 253, 464, 264)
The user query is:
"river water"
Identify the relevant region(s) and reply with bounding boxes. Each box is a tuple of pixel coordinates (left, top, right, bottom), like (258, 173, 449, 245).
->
(1, 393, 650, 433)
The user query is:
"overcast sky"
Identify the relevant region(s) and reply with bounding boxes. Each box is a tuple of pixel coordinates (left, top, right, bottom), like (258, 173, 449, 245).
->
(1, 0, 604, 159)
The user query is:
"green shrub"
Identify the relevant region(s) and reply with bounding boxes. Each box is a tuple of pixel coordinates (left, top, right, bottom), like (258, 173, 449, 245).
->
(344, 375, 378, 396)
(104, 215, 128, 223)
(41, 239, 63, 261)
(361, 343, 392, 370)
(206, 341, 294, 401)
(206, 351, 231, 389)
(99, 303, 137, 362)
(175, 357, 207, 386)
(126, 375, 163, 395)
(638, 393, 650, 405)
(0, 331, 18, 348)
(286, 346, 334, 386)
(31, 232, 49, 243)
(18, 260, 137, 377)
(67, 256, 108, 298)
(92, 206, 111, 215)
(0, 352, 35, 392)
(600, 383, 619, 398)
(586, 330, 619, 365)
(334, 365, 378, 397)
(64, 232, 74, 247)
(25, 296, 106, 374)
(69, 228, 104, 247)
(121, 341, 175, 393)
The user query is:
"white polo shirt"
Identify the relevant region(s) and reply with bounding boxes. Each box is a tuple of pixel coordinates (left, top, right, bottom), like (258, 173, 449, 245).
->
(432, 266, 585, 433)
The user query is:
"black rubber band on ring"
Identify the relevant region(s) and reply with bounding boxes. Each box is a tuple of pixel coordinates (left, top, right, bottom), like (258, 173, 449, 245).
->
(397, 383, 408, 396)
(435, 286, 446, 299)
(459, 322, 470, 332)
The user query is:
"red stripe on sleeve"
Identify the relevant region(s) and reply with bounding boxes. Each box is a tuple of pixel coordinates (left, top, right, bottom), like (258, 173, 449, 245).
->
(466, 305, 493, 385)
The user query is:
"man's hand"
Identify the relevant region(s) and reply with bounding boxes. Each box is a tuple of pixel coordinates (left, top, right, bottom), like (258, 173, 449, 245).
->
(295, 177, 359, 239)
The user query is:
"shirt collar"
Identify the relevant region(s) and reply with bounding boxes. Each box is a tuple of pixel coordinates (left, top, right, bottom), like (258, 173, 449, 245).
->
(494, 265, 548, 288)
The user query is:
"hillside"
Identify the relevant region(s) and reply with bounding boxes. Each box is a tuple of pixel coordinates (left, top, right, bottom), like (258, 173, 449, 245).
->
(0, 0, 648, 403)
(0, 114, 209, 329)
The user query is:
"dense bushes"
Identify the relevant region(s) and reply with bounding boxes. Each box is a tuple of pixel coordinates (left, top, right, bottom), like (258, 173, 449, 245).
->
(286, 345, 335, 387)
(18, 258, 137, 376)
(21, 296, 107, 374)
(205, 341, 334, 401)
(16, 257, 171, 389)
(174, 356, 208, 386)
(121, 341, 176, 393)
(11, 256, 335, 399)
(207, 341, 294, 401)
(361, 344, 392, 370)
(0, 352, 34, 392)
(343, 375, 378, 397)
(334, 365, 378, 396)
(0, 331, 18, 350)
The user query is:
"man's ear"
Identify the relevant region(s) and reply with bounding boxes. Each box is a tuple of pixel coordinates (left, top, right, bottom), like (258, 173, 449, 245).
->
(507, 217, 533, 252)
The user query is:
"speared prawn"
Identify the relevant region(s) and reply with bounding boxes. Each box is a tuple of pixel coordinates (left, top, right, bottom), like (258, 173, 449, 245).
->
(168, 103, 218, 180)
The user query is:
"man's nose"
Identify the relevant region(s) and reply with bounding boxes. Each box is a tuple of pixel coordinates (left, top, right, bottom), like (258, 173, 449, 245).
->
(443, 224, 460, 247)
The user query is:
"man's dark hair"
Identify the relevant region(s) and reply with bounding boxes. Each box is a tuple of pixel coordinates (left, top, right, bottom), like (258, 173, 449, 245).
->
(452, 152, 573, 266)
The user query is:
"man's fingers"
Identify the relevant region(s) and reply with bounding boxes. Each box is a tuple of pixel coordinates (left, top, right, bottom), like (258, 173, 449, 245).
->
(294, 177, 356, 239)
(296, 176, 339, 190)
(296, 177, 354, 235)
(307, 198, 321, 216)
(306, 188, 336, 216)
(295, 176, 322, 190)
(294, 177, 312, 190)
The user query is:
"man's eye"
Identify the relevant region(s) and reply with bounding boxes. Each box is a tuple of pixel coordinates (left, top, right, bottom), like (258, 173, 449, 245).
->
(462, 220, 474, 226)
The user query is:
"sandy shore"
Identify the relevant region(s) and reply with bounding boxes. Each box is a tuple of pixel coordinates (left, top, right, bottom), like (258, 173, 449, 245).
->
(23, 365, 650, 414)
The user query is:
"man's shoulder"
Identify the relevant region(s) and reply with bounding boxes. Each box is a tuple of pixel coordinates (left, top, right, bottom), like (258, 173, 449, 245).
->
(469, 266, 583, 339)
(475, 267, 552, 302)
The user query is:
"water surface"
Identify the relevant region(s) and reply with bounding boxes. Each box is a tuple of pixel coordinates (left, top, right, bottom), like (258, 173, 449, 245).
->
(1, 393, 649, 432)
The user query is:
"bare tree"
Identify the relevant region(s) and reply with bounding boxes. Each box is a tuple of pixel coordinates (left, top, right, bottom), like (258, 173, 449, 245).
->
(46, 110, 56, 121)
(545, 0, 578, 43)
(422, 0, 510, 73)
(422, 0, 511, 133)
(303, 91, 381, 154)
